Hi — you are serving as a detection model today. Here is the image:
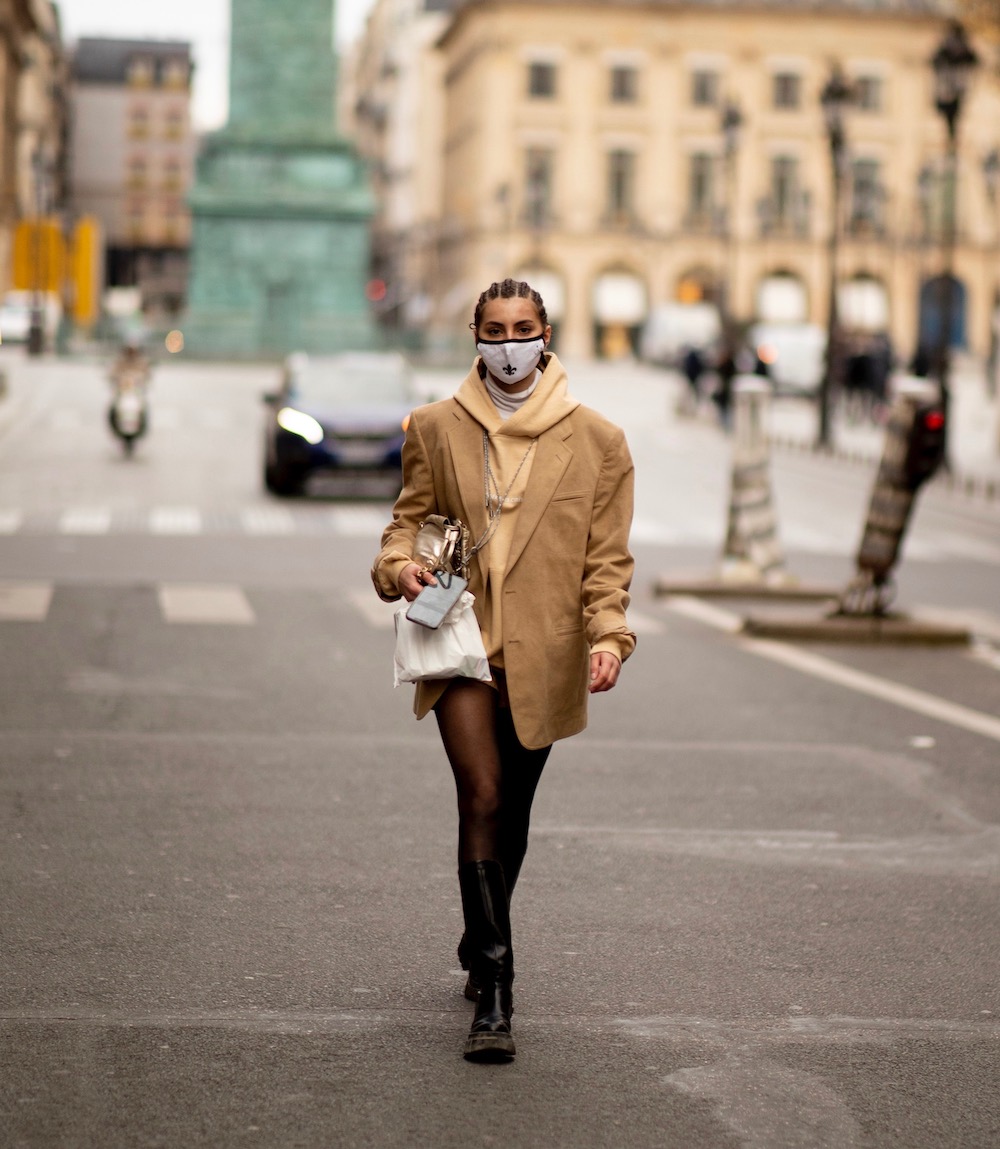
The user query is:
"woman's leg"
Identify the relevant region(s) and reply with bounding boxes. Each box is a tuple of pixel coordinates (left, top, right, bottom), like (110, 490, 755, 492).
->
(436, 680, 518, 1060)
(434, 678, 503, 864)
(495, 708, 551, 897)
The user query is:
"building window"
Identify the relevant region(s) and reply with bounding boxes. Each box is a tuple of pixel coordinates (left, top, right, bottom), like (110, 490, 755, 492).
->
(691, 69, 719, 108)
(527, 61, 556, 99)
(772, 72, 801, 110)
(162, 59, 190, 90)
(771, 156, 799, 223)
(127, 104, 150, 139)
(851, 158, 882, 228)
(688, 153, 715, 219)
(607, 149, 636, 223)
(523, 148, 554, 228)
(855, 75, 882, 112)
(610, 65, 638, 104)
(126, 156, 148, 190)
(161, 159, 183, 192)
(163, 105, 186, 140)
(127, 57, 154, 87)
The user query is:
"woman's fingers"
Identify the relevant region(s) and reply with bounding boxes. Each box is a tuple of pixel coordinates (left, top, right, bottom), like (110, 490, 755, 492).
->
(589, 651, 621, 693)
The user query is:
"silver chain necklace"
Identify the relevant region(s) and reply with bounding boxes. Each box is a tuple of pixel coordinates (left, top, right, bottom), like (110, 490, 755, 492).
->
(467, 429, 535, 561)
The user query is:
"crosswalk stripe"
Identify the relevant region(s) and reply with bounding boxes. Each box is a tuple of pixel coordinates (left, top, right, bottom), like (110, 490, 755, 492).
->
(240, 507, 296, 535)
(0, 509, 23, 534)
(58, 508, 112, 535)
(157, 583, 255, 625)
(328, 507, 391, 537)
(0, 581, 53, 620)
(149, 507, 203, 535)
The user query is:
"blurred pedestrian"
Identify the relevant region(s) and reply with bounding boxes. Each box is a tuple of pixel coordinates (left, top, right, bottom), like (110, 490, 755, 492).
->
(713, 341, 737, 431)
(680, 344, 704, 413)
(372, 278, 636, 1062)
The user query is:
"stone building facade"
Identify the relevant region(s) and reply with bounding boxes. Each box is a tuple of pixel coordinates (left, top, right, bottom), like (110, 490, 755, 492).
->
(69, 38, 196, 319)
(351, 0, 1000, 362)
(0, 0, 67, 296)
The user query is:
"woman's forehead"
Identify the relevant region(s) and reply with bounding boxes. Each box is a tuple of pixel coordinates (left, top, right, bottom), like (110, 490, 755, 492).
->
(479, 297, 541, 325)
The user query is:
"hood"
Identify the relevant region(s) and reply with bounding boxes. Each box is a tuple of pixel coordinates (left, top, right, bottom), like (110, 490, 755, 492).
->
(453, 352, 580, 438)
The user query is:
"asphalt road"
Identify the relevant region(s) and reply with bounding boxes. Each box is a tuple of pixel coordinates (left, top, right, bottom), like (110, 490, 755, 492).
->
(1, 349, 998, 1148)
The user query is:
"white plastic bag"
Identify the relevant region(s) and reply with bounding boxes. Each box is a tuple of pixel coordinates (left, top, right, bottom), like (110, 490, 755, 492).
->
(393, 591, 491, 686)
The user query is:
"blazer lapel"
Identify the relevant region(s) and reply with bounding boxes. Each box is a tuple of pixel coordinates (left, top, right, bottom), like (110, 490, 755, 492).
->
(505, 428, 573, 574)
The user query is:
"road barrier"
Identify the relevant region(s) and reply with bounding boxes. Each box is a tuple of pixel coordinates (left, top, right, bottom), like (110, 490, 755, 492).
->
(838, 378, 943, 617)
(741, 376, 969, 643)
(719, 376, 788, 585)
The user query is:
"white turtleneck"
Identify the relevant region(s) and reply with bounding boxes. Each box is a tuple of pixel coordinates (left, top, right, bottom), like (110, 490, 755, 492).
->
(484, 369, 540, 420)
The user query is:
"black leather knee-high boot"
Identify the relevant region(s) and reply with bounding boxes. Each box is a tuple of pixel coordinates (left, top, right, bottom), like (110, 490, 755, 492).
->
(457, 847, 525, 1002)
(458, 860, 515, 1062)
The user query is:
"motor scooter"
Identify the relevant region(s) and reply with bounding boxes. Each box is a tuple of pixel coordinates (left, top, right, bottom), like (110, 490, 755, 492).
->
(108, 349, 150, 456)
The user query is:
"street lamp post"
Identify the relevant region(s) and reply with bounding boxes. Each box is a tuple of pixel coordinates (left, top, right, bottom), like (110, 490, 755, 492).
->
(929, 20, 979, 452)
(720, 99, 743, 337)
(982, 148, 999, 401)
(817, 65, 853, 451)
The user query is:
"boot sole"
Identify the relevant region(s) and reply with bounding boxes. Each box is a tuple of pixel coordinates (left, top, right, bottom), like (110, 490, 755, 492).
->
(463, 1032, 516, 1062)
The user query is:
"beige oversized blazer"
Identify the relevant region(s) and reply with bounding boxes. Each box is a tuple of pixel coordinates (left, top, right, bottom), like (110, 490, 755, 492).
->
(373, 354, 635, 750)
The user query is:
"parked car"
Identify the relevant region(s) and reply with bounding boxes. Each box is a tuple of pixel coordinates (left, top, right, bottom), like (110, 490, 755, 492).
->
(748, 321, 827, 397)
(263, 352, 416, 496)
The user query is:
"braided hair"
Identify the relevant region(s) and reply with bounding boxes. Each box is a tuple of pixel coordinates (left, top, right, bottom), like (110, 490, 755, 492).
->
(471, 278, 548, 333)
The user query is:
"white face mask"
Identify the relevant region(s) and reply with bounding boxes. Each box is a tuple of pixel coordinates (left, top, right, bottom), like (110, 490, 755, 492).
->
(477, 337, 546, 385)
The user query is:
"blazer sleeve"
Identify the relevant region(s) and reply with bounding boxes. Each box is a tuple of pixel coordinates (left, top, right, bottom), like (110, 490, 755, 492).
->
(582, 426, 636, 661)
(371, 410, 438, 601)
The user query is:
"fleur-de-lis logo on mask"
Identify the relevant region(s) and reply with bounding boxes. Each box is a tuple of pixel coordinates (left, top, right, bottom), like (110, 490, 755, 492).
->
(502, 363, 516, 375)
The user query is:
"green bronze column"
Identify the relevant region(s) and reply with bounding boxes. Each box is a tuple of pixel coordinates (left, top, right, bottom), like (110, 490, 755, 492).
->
(184, 0, 376, 358)
(229, 0, 337, 141)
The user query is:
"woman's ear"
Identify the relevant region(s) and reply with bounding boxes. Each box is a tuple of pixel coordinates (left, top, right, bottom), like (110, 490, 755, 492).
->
(543, 324, 553, 347)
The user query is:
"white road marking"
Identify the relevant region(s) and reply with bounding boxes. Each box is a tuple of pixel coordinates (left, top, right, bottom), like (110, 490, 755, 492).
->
(350, 590, 397, 629)
(0, 581, 53, 620)
(666, 595, 743, 633)
(158, 584, 256, 625)
(149, 507, 203, 534)
(328, 507, 392, 537)
(665, 595, 1000, 744)
(58, 508, 112, 535)
(0, 509, 23, 533)
(240, 506, 296, 535)
(628, 609, 666, 635)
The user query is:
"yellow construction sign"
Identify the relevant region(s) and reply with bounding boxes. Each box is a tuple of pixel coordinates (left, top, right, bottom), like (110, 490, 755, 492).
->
(12, 218, 66, 293)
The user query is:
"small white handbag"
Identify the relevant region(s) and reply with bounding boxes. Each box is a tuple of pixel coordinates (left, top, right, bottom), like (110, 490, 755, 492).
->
(393, 591, 491, 686)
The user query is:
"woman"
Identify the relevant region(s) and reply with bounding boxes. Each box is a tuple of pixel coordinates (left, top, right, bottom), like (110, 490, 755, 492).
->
(372, 278, 635, 1062)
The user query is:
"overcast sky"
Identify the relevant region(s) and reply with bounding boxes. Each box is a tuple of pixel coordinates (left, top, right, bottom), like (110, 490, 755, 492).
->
(56, 0, 375, 130)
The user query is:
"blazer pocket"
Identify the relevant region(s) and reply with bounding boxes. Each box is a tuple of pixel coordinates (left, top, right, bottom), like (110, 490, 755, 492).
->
(553, 620, 584, 636)
(551, 489, 589, 502)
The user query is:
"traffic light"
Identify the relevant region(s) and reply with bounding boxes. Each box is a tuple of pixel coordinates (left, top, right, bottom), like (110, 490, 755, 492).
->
(904, 404, 946, 488)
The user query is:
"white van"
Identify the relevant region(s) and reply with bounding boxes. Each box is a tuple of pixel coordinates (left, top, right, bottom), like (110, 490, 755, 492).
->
(748, 322, 827, 397)
(640, 303, 722, 367)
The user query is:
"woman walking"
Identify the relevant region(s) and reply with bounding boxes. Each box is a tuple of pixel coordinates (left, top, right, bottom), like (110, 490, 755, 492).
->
(372, 279, 635, 1061)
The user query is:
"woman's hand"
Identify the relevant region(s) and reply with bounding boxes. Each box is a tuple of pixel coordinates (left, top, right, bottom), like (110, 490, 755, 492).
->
(589, 651, 621, 693)
(399, 562, 438, 602)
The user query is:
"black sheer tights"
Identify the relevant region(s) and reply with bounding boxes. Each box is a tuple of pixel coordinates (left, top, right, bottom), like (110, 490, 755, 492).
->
(434, 679, 551, 893)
